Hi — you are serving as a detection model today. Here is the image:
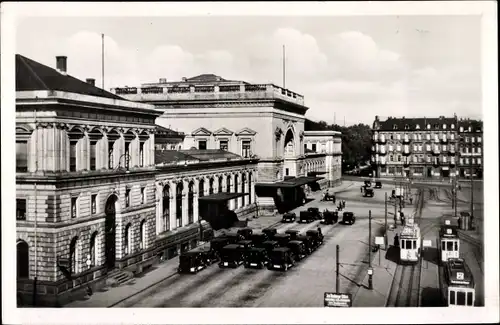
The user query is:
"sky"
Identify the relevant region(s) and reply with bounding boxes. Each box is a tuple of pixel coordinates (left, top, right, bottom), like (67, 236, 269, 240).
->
(16, 15, 482, 126)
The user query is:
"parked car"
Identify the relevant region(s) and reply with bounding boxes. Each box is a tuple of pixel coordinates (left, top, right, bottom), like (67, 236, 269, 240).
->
(237, 239, 254, 251)
(262, 228, 278, 239)
(342, 211, 356, 225)
(236, 227, 253, 239)
(306, 229, 324, 248)
(374, 181, 382, 189)
(273, 233, 292, 247)
(223, 232, 245, 244)
(287, 240, 308, 261)
(178, 251, 208, 274)
(250, 233, 269, 247)
(267, 247, 295, 271)
(243, 247, 269, 269)
(261, 240, 280, 254)
(285, 229, 300, 240)
(210, 237, 230, 259)
(219, 244, 245, 268)
(282, 212, 296, 223)
(322, 210, 338, 225)
(307, 207, 322, 220)
(296, 235, 314, 254)
(363, 188, 374, 197)
(299, 211, 315, 223)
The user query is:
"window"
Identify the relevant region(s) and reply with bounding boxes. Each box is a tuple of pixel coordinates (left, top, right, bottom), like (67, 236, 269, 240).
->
(460, 126, 464, 132)
(454, 242, 458, 251)
(460, 158, 464, 165)
(125, 189, 131, 208)
(451, 124, 455, 129)
(139, 142, 145, 167)
(140, 220, 146, 249)
(16, 199, 26, 221)
(226, 176, 231, 192)
(162, 186, 170, 232)
(219, 140, 228, 151)
(312, 143, 317, 152)
(477, 147, 482, 154)
(91, 194, 97, 214)
(449, 290, 456, 305)
(441, 241, 446, 251)
(468, 126, 472, 132)
(141, 187, 146, 204)
(198, 140, 207, 150)
(188, 182, 194, 224)
(397, 155, 401, 162)
(16, 141, 28, 172)
(69, 237, 79, 274)
(71, 197, 78, 218)
(125, 142, 131, 169)
(199, 179, 205, 198)
(415, 124, 420, 129)
(108, 142, 114, 169)
(427, 124, 431, 129)
(465, 137, 469, 143)
(471, 158, 475, 164)
(285, 168, 289, 176)
(467, 292, 474, 306)
(457, 292, 466, 305)
(477, 158, 481, 165)
(124, 224, 131, 255)
(70, 141, 77, 172)
(443, 145, 447, 151)
(176, 182, 183, 227)
(477, 136, 482, 143)
(447, 241, 453, 251)
(393, 124, 398, 130)
(242, 140, 251, 158)
(17, 241, 29, 279)
(405, 124, 409, 130)
(443, 124, 447, 129)
(90, 141, 97, 171)
(390, 134, 394, 140)
(389, 155, 393, 162)
(89, 232, 97, 267)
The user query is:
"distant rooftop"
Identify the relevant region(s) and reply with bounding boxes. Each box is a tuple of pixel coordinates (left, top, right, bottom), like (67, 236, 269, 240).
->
(142, 74, 248, 87)
(155, 149, 246, 166)
(373, 115, 458, 131)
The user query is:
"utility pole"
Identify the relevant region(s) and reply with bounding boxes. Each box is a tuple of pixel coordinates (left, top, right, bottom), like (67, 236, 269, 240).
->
(282, 44, 286, 89)
(368, 210, 373, 290)
(384, 192, 388, 247)
(336, 245, 340, 292)
(102, 33, 105, 90)
(33, 107, 38, 306)
(394, 189, 397, 226)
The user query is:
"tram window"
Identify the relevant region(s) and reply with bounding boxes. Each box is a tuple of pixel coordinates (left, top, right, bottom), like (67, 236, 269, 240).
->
(467, 292, 473, 306)
(457, 291, 466, 305)
(447, 241, 454, 251)
(454, 242, 458, 251)
(442, 241, 446, 251)
(401, 240, 405, 249)
(449, 290, 455, 305)
(413, 240, 417, 249)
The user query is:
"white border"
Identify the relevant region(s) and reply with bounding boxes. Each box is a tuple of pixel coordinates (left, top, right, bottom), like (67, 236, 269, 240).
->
(1, 2, 498, 324)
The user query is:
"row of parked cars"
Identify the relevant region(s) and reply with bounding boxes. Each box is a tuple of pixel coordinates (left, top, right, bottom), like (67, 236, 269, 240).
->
(178, 226, 325, 274)
(282, 207, 356, 225)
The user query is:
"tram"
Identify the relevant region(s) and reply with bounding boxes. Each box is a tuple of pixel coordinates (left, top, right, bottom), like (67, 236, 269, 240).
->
(399, 223, 421, 264)
(442, 258, 475, 307)
(439, 220, 460, 264)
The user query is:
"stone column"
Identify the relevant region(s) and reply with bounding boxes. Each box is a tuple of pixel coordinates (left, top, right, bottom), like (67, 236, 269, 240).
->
(250, 172, 255, 205)
(182, 179, 189, 227)
(170, 182, 177, 230)
(229, 174, 235, 210)
(156, 182, 163, 235)
(236, 172, 243, 209)
(193, 178, 200, 223)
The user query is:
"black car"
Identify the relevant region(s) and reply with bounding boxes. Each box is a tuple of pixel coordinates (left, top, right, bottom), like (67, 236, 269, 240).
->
(273, 233, 292, 247)
(210, 237, 230, 259)
(237, 227, 253, 239)
(374, 181, 382, 189)
(224, 233, 245, 244)
(285, 229, 300, 240)
(178, 251, 208, 274)
(287, 240, 307, 261)
(192, 246, 218, 265)
(307, 207, 322, 220)
(306, 229, 324, 248)
(323, 191, 336, 202)
(219, 244, 245, 268)
(364, 180, 372, 187)
(250, 233, 269, 247)
(342, 211, 356, 225)
(262, 228, 278, 239)
(322, 210, 338, 225)
(299, 211, 315, 223)
(261, 240, 280, 254)
(363, 188, 374, 197)
(296, 235, 314, 254)
(282, 212, 296, 223)
(267, 247, 295, 271)
(243, 247, 269, 269)
(237, 240, 254, 251)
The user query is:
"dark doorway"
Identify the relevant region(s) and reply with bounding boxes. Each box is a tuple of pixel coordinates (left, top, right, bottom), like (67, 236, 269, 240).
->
(17, 240, 29, 279)
(442, 169, 450, 178)
(427, 167, 432, 178)
(105, 195, 118, 270)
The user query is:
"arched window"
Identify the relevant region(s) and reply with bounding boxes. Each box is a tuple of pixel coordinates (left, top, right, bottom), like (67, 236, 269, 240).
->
(124, 223, 132, 255)
(248, 173, 253, 204)
(140, 220, 146, 250)
(209, 178, 214, 195)
(226, 175, 231, 193)
(176, 182, 183, 228)
(241, 174, 246, 206)
(188, 182, 194, 224)
(199, 179, 205, 198)
(89, 232, 98, 267)
(69, 236, 79, 274)
(17, 240, 29, 279)
(218, 176, 223, 193)
(162, 185, 170, 232)
(234, 174, 239, 209)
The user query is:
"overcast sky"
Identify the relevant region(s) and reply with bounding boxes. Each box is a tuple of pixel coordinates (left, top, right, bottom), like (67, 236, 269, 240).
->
(16, 15, 482, 126)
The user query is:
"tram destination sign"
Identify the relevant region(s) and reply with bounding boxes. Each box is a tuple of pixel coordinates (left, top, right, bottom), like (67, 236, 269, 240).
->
(324, 292, 352, 307)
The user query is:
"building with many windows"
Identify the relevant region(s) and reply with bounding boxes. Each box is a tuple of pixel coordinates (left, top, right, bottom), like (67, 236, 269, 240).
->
(370, 115, 482, 179)
(15, 55, 258, 306)
(457, 119, 483, 178)
(111, 74, 342, 213)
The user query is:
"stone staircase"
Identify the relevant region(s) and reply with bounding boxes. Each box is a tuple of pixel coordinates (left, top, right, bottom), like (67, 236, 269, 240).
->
(105, 270, 134, 288)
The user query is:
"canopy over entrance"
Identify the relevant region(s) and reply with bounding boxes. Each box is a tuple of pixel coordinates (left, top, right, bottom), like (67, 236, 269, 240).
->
(307, 170, 327, 176)
(198, 192, 248, 231)
(255, 176, 323, 189)
(198, 192, 248, 203)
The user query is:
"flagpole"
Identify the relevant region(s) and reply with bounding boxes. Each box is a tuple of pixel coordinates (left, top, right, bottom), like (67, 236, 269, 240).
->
(102, 34, 105, 90)
(282, 45, 286, 89)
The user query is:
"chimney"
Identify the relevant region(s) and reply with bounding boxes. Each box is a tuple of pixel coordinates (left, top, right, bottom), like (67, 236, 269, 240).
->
(86, 78, 96, 86)
(159, 78, 167, 83)
(56, 56, 67, 74)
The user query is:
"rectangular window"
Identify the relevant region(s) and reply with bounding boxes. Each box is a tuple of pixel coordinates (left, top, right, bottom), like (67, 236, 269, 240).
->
(125, 189, 131, 207)
(477, 147, 482, 154)
(397, 155, 401, 162)
(467, 292, 474, 306)
(242, 140, 251, 158)
(477, 158, 482, 165)
(139, 142, 144, 167)
(71, 197, 78, 218)
(312, 143, 317, 152)
(16, 199, 26, 220)
(141, 187, 145, 204)
(449, 290, 456, 305)
(70, 141, 77, 172)
(454, 241, 458, 251)
(285, 168, 289, 176)
(90, 141, 97, 171)
(441, 241, 446, 251)
(198, 140, 207, 150)
(125, 142, 130, 169)
(108, 142, 114, 169)
(457, 292, 466, 305)
(91, 194, 97, 214)
(304, 144, 307, 152)
(446, 241, 453, 251)
(16, 141, 28, 172)
(219, 140, 228, 151)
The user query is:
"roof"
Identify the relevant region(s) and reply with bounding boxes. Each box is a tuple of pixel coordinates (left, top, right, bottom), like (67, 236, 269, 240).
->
(400, 225, 420, 238)
(223, 244, 241, 249)
(198, 192, 248, 202)
(155, 125, 185, 137)
(373, 116, 457, 132)
(457, 119, 483, 132)
(16, 54, 124, 100)
(440, 226, 459, 238)
(255, 176, 324, 189)
(181, 149, 242, 161)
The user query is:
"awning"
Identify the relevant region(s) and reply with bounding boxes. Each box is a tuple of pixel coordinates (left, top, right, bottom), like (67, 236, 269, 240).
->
(198, 192, 248, 203)
(256, 176, 323, 189)
(307, 170, 327, 176)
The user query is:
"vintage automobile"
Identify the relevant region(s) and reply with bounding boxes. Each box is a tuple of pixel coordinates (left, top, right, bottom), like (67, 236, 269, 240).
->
(323, 191, 336, 202)
(243, 247, 269, 269)
(193, 246, 218, 265)
(223, 232, 245, 244)
(273, 233, 292, 247)
(262, 228, 278, 239)
(322, 210, 338, 225)
(261, 240, 280, 254)
(282, 212, 297, 223)
(236, 227, 253, 240)
(306, 229, 324, 248)
(285, 229, 300, 240)
(178, 251, 208, 274)
(296, 234, 314, 254)
(374, 181, 383, 189)
(219, 244, 245, 268)
(364, 180, 372, 187)
(209, 237, 230, 259)
(307, 207, 322, 220)
(299, 211, 315, 223)
(237, 239, 254, 251)
(267, 247, 296, 271)
(363, 188, 375, 197)
(250, 233, 269, 247)
(342, 211, 356, 225)
(287, 240, 308, 261)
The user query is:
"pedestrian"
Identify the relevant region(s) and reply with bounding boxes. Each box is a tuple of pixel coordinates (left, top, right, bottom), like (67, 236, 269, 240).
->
(394, 233, 400, 247)
(86, 285, 93, 296)
(409, 196, 413, 204)
(343, 200, 346, 209)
